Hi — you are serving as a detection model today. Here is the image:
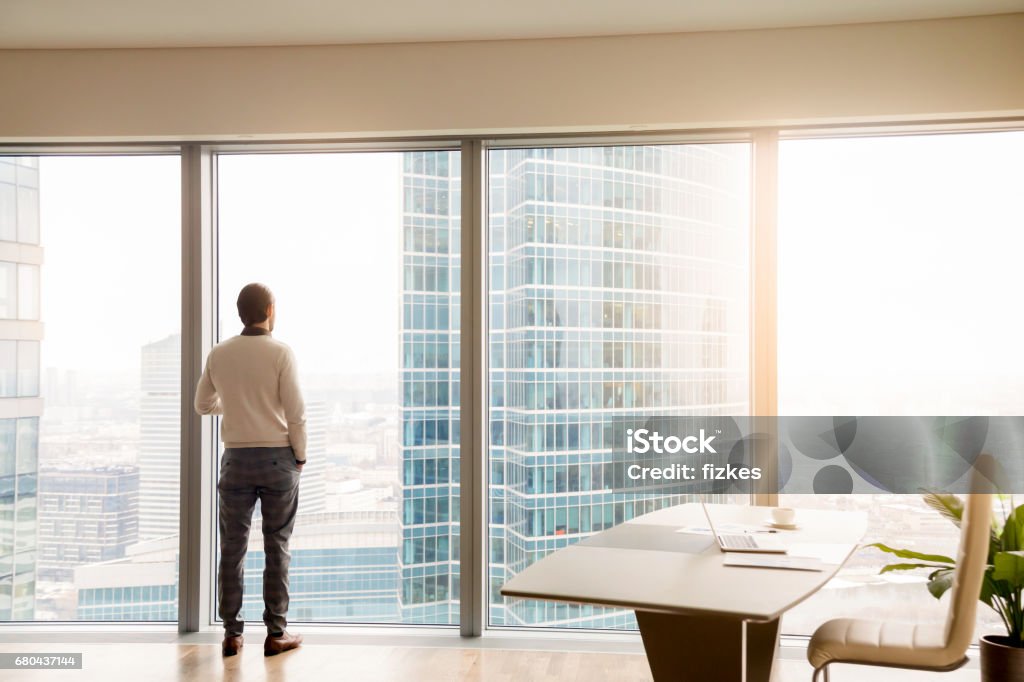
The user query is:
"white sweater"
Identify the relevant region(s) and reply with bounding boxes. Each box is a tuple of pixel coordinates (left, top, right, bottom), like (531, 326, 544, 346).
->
(194, 333, 307, 462)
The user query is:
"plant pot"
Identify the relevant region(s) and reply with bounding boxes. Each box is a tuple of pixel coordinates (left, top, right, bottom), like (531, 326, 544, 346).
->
(981, 635, 1024, 681)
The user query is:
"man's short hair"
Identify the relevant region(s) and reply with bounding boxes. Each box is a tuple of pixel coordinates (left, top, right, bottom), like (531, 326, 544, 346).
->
(237, 283, 274, 326)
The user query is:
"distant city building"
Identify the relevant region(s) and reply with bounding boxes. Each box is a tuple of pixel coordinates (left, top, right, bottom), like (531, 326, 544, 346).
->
(298, 401, 327, 515)
(75, 536, 178, 621)
(37, 466, 139, 583)
(75, 511, 400, 622)
(138, 334, 181, 540)
(243, 510, 398, 622)
(0, 155, 43, 620)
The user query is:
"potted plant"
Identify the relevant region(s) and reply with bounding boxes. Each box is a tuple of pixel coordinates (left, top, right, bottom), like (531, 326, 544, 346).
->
(872, 492, 1024, 680)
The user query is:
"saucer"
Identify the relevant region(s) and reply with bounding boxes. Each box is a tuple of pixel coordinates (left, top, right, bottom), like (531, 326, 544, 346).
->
(767, 521, 798, 530)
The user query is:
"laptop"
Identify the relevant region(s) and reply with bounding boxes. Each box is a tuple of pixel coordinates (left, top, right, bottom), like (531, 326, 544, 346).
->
(700, 499, 787, 554)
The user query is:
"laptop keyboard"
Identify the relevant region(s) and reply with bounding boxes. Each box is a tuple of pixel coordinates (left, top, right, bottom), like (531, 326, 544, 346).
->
(719, 534, 757, 550)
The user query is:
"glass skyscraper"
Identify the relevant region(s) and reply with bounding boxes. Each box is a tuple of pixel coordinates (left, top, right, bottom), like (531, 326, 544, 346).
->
(0, 156, 43, 620)
(398, 151, 461, 624)
(488, 146, 749, 628)
(400, 145, 750, 628)
(139, 333, 180, 540)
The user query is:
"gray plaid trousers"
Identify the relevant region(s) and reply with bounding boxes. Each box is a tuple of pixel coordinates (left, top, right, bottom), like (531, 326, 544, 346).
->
(217, 446, 300, 636)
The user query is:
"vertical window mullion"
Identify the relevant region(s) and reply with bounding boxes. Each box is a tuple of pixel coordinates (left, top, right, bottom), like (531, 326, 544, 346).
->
(179, 145, 216, 633)
(750, 130, 779, 507)
(460, 139, 486, 636)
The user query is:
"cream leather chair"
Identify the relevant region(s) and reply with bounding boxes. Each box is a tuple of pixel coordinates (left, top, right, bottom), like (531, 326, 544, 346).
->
(807, 490, 992, 682)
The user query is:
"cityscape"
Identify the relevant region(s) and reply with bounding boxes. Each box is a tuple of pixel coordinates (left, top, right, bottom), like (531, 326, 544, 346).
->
(0, 148, 1003, 637)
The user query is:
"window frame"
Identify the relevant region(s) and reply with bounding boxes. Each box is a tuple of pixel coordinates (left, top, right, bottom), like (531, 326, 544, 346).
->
(0, 147, 181, 626)
(0, 117, 1021, 636)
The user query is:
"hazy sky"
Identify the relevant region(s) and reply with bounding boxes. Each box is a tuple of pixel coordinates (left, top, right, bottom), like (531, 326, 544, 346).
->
(39, 155, 180, 373)
(35, 132, 1024, 412)
(38, 152, 404, 377)
(778, 131, 1024, 413)
(217, 152, 403, 375)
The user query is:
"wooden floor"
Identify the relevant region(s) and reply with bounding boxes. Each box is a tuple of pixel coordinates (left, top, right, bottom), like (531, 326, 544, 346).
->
(0, 642, 979, 681)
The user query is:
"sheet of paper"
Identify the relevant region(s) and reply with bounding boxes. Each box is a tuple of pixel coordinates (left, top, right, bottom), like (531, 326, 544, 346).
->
(675, 523, 773, 535)
(784, 543, 853, 566)
(722, 554, 826, 572)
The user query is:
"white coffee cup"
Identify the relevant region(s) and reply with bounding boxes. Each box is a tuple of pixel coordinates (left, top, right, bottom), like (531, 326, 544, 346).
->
(771, 507, 796, 526)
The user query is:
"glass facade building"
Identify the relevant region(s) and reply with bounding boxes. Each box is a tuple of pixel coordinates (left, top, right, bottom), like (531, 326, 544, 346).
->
(399, 145, 750, 628)
(0, 156, 42, 620)
(488, 145, 750, 628)
(398, 150, 461, 624)
(241, 510, 399, 623)
(77, 511, 399, 622)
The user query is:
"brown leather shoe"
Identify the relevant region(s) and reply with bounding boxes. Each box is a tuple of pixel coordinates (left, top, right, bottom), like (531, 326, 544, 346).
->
(222, 635, 243, 656)
(263, 631, 303, 657)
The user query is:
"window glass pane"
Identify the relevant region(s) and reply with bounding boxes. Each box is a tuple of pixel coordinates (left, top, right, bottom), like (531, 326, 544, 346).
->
(17, 341, 39, 397)
(777, 131, 1024, 637)
(0, 263, 15, 319)
(487, 144, 751, 629)
(0, 180, 15, 241)
(0, 418, 16, 614)
(0, 155, 182, 622)
(217, 150, 460, 625)
(16, 164, 39, 189)
(0, 341, 15, 398)
(17, 264, 39, 320)
(16, 187, 40, 245)
(0, 420, 14, 478)
(16, 418, 38, 476)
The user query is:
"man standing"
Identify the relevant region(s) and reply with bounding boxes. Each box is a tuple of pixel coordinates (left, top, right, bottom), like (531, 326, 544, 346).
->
(194, 283, 306, 657)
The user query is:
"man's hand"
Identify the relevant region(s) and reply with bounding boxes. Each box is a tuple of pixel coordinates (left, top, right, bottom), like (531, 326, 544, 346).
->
(295, 459, 305, 472)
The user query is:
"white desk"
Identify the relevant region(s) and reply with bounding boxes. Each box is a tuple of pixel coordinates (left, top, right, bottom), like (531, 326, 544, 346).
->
(501, 503, 867, 682)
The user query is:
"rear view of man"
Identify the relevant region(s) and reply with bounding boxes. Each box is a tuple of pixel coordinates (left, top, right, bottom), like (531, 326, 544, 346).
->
(194, 283, 306, 657)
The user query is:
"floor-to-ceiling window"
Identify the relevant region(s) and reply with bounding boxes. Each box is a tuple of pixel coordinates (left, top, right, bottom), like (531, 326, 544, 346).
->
(777, 130, 1024, 636)
(215, 150, 461, 625)
(486, 143, 752, 629)
(0, 155, 181, 621)
(3, 126, 1019, 635)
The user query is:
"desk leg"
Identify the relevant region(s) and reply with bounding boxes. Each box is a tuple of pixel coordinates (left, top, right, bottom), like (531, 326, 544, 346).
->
(635, 610, 780, 682)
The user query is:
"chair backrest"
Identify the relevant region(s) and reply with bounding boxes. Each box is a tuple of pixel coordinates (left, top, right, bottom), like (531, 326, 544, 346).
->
(942, 488, 993, 652)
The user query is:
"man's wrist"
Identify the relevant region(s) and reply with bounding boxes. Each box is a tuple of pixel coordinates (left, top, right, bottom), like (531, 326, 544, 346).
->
(295, 458, 306, 465)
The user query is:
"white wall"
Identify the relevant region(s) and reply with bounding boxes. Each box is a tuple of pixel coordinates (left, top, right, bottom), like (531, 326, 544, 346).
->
(0, 14, 1022, 141)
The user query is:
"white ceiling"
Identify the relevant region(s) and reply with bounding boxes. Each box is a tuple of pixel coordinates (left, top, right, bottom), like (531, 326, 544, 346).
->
(1, 0, 1021, 49)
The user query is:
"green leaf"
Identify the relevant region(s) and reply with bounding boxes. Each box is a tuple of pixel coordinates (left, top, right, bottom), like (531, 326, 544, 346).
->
(992, 551, 1024, 587)
(981, 572, 998, 608)
(879, 562, 952, 575)
(927, 569, 955, 599)
(866, 542, 956, 565)
(1002, 506, 1024, 553)
(923, 492, 964, 529)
